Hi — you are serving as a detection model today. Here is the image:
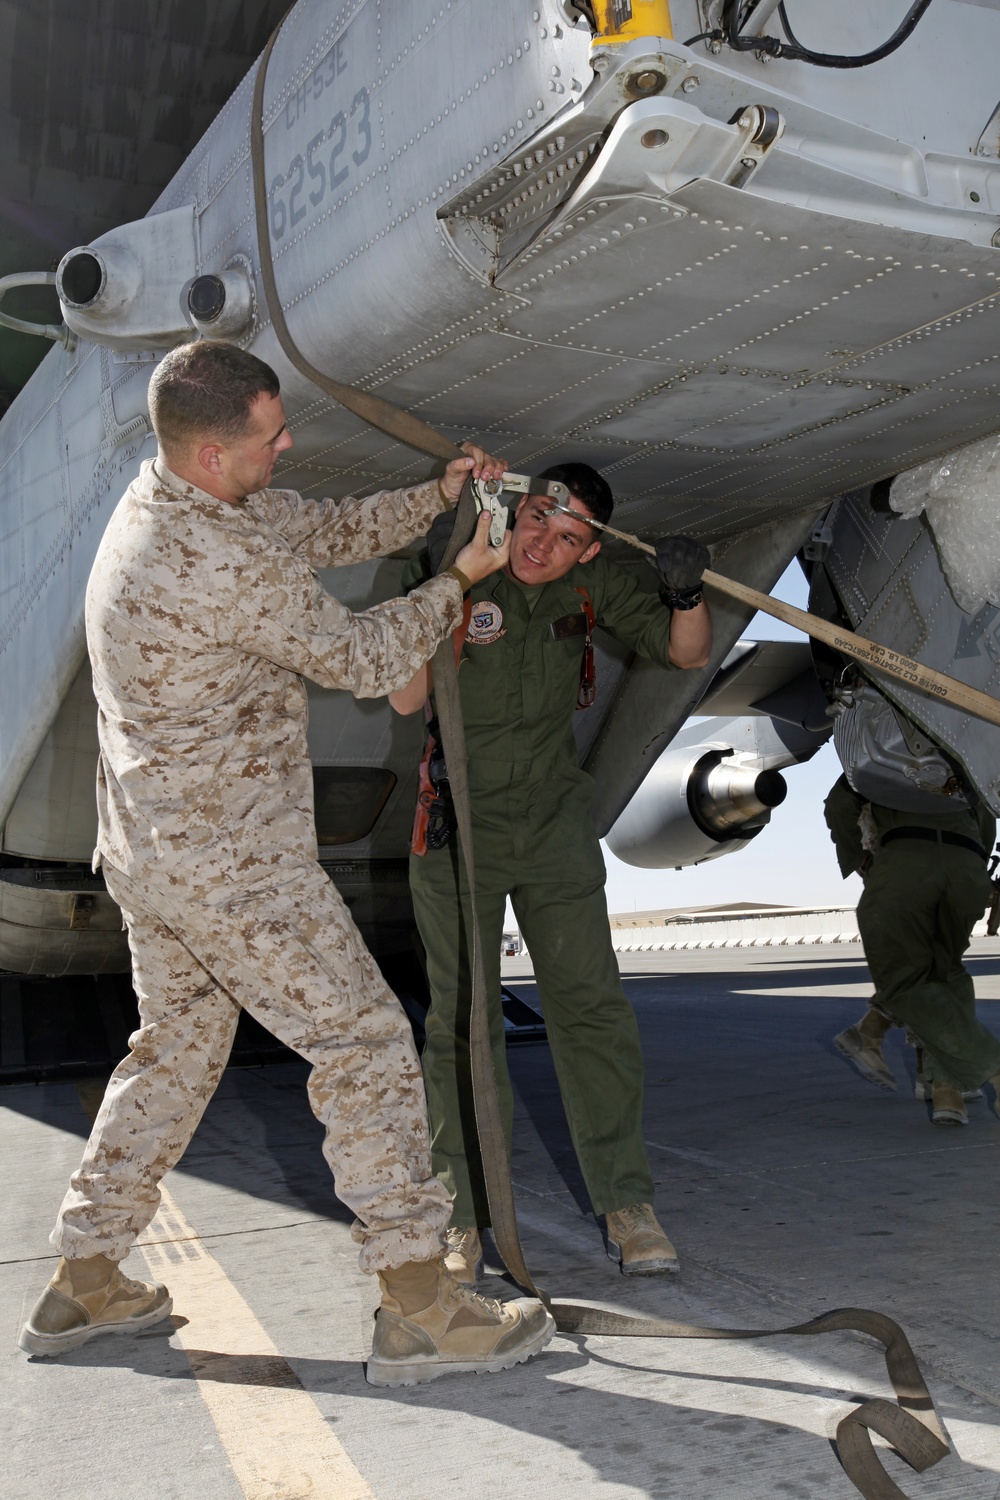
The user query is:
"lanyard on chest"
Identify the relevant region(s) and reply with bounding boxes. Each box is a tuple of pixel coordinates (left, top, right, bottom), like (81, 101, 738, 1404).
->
(575, 586, 596, 710)
(547, 586, 596, 709)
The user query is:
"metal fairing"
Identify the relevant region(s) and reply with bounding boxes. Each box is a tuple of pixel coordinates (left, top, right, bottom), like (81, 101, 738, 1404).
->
(823, 494, 1000, 815)
(7, 1, 1000, 968)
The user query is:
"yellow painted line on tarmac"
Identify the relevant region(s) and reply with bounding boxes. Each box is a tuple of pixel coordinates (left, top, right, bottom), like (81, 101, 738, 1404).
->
(139, 1188, 375, 1500)
(77, 1080, 376, 1500)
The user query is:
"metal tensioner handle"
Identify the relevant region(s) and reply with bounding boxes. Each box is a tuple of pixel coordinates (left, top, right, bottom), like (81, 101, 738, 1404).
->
(472, 471, 570, 546)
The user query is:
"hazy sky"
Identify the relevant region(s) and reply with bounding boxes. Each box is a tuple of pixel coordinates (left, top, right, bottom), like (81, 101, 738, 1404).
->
(601, 561, 863, 917)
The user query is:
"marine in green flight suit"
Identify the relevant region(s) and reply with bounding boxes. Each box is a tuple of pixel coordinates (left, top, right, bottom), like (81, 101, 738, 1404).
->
(391, 464, 712, 1279)
(825, 773, 1000, 1120)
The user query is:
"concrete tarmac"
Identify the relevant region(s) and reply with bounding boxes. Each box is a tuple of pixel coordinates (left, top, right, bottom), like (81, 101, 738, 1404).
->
(3, 942, 1000, 1499)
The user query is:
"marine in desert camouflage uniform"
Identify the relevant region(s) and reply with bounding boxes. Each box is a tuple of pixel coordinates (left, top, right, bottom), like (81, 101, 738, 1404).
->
(19, 341, 554, 1385)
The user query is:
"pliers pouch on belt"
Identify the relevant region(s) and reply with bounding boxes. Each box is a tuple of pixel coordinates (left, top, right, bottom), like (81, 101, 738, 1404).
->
(411, 595, 472, 856)
(411, 714, 456, 855)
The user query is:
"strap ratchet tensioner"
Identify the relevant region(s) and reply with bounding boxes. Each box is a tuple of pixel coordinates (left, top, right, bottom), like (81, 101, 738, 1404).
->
(472, 471, 571, 546)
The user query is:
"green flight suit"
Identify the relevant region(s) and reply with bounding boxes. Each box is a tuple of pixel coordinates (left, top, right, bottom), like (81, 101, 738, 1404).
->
(405, 553, 678, 1225)
(824, 775, 1000, 1090)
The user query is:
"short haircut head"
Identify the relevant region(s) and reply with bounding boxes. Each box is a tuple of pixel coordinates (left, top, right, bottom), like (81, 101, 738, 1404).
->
(537, 462, 614, 526)
(148, 340, 281, 458)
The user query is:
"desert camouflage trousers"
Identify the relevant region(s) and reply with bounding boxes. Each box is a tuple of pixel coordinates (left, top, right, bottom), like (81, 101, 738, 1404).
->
(52, 861, 451, 1272)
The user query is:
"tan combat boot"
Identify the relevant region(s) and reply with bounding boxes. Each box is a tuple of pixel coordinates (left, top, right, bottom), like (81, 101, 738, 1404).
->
(605, 1203, 679, 1275)
(443, 1225, 484, 1287)
(917, 1056, 983, 1104)
(367, 1259, 554, 1387)
(914, 1046, 983, 1102)
(19, 1253, 172, 1356)
(834, 1005, 895, 1090)
(930, 1084, 969, 1126)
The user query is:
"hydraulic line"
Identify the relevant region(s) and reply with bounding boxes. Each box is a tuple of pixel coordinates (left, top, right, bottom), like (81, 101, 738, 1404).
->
(689, 0, 935, 68)
(0, 272, 74, 348)
(775, 0, 934, 67)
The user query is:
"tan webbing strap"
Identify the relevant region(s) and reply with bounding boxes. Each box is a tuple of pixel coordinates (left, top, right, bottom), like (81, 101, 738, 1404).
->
(543, 503, 1000, 728)
(431, 481, 545, 1302)
(701, 568, 1000, 729)
(249, 17, 952, 1497)
(250, 22, 460, 463)
(552, 1303, 950, 1500)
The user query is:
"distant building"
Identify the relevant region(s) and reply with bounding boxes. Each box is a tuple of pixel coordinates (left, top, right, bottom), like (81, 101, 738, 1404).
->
(609, 901, 790, 929)
(608, 902, 861, 951)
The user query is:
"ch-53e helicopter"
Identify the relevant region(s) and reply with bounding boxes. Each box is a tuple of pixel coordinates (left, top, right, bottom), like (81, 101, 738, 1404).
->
(3, 0, 1000, 976)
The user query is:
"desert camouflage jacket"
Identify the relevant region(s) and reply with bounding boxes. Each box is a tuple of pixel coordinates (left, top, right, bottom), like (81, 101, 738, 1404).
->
(86, 459, 462, 896)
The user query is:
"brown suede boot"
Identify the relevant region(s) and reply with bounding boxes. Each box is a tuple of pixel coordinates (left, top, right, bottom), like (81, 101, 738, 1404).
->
(913, 1047, 982, 1102)
(834, 1005, 895, 1090)
(931, 1084, 969, 1126)
(605, 1203, 679, 1275)
(367, 1259, 554, 1387)
(19, 1254, 172, 1356)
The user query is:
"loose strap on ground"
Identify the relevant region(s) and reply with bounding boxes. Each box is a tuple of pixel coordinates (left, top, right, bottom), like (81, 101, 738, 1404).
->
(249, 18, 953, 1498)
(556, 1303, 950, 1500)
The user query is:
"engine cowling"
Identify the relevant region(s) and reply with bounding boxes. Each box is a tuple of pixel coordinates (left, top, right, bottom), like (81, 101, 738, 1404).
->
(605, 745, 787, 870)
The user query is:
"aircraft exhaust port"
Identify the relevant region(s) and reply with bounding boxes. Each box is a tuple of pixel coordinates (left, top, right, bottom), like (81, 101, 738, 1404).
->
(56, 251, 105, 308)
(185, 267, 254, 338)
(691, 763, 788, 838)
(53, 205, 198, 348)
(188, 274, 226, 322)
(605, 746, 789, 870)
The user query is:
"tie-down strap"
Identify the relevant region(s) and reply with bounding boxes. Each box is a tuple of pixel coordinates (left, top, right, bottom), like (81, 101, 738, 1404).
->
(250, 15, 953, 1495)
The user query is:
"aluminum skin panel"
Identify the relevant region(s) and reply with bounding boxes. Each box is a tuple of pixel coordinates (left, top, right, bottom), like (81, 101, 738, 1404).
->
(490, 176, 1000, 516)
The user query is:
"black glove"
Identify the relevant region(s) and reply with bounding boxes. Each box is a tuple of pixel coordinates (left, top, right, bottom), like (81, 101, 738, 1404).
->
(426, 507, 458, 574)
(654, 534, 710, 610)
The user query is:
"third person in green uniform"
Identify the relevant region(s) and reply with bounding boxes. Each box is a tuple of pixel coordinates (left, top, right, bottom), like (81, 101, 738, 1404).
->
(826, 773, 1000, 1125)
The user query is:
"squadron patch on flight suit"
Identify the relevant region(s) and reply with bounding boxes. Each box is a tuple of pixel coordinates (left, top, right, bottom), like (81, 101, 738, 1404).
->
(466, 601, 506, 645)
